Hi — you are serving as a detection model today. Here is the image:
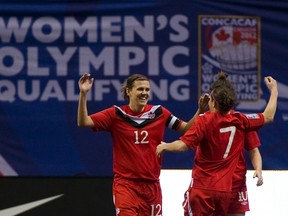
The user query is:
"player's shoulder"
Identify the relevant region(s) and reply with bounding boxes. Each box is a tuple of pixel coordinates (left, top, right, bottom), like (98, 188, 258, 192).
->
(232, 110, 261, 120)
(113, 104, 132, 112)
(229, 110, 245, 118)
(199, 111, 213, 118)
(101, 105, 117, 116)
(195, 111, 214, 124)
(145, 104, 159, 109)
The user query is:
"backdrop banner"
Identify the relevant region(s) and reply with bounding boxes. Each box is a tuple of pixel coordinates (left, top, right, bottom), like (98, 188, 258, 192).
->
(0, 0, 287, 176)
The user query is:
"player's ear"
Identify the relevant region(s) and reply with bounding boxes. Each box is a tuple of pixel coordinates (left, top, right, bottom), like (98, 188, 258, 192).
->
(126, 88, 130, 96)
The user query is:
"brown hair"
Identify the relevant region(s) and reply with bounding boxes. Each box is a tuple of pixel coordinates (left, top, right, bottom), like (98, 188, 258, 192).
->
(210, 71, 237, 114)
(121, 74, 149, 100)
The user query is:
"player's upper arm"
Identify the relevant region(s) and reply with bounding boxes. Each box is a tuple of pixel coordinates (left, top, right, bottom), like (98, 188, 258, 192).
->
(177, 121, 188, 133)
(78, 116, 95, 128)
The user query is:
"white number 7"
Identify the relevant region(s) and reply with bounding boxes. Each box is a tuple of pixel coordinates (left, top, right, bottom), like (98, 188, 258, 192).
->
(220, 126, 236, 159)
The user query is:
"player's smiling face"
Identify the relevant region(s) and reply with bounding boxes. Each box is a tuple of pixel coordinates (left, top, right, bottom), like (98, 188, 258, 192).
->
(127, 80, 150, 112)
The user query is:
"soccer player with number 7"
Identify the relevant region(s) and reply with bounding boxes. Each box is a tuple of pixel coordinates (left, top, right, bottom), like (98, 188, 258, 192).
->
(156, 72, 278, 216)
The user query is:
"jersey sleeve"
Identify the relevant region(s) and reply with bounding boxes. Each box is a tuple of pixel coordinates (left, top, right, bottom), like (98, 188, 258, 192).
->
(162, 106, 183, 130)
(89, 106, 114, 131)
(244, 131, 261, 151)
(179, 117, 204, 150)
(242, 113, 265, 131)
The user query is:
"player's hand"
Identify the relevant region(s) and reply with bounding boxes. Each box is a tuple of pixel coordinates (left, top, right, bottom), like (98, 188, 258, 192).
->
(156, 141, 167, 157)
(264, 76, 277, 93)
(253, 170, 263, 186)
(199, 93, 210, 113)
(78, 73, 94, 93)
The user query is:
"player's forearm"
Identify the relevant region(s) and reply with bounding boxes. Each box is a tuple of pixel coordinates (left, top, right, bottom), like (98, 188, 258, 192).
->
(263, 87, 278, 124)
(164, 140, 189, 152)
(77, 92, 92, 127)
(182, 109, 201, 132)
(249, 148, 262, 172)
(181, 94, 209, 132)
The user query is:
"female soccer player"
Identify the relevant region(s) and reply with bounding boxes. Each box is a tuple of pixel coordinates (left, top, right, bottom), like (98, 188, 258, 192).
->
(156, 72, 278, 215)
(77, 73, 208, 216)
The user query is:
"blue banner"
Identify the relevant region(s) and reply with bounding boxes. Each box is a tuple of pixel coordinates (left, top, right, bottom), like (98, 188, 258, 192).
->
(0, 0, 287, 176)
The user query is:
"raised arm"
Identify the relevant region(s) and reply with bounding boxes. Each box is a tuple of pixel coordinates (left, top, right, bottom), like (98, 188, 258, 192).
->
(77, 73, 95, 127)
(262, 76, 278, 123)
(178, 93, 210, 133)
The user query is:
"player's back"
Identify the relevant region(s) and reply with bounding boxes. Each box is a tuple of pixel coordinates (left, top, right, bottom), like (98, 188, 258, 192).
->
(191, 111, 246, 192)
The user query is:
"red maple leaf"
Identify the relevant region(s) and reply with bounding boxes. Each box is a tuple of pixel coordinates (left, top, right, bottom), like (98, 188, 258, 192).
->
(234, 31, 241, 45)
(216, 29, 230, 41)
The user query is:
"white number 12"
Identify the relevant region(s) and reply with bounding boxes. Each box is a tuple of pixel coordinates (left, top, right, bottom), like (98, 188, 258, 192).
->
(134, 130, 149, 144)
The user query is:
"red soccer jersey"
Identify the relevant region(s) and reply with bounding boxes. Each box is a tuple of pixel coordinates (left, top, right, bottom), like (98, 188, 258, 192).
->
(180, 111, 264, 192)
(232, 131, 261, 191)
(89, 105, 183, 181)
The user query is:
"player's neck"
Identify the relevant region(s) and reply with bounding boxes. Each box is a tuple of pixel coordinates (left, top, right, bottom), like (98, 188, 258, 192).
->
(129, 104, 145, 114)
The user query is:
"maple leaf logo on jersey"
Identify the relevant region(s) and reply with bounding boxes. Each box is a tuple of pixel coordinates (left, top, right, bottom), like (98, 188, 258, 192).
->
(147, 112, 155, 119)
